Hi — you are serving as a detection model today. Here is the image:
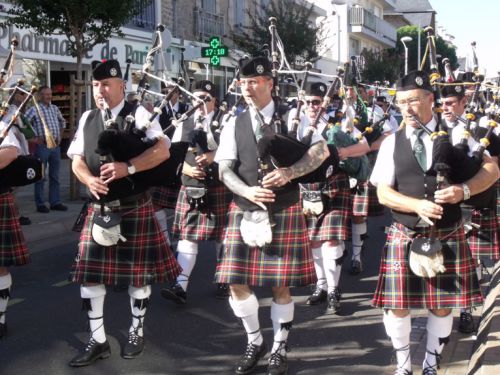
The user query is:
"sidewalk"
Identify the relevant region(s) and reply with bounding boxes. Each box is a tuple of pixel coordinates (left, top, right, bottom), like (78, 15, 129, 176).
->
(12, 158, 500, 374)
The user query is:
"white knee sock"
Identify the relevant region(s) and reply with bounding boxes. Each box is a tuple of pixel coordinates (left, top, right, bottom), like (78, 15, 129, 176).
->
(155, 209, 170, 245)
(383, 310, 412, 372)
(271, 301, 294, 355)
(424, 312, 453, 369)
(351, 222, 367, 261)
(321, 242, 345, 291)
(176, 240, 198, 291)
(0, 273, 12, 324)
(312, 247, 327, 291)
(128, 285, 151, 337)
(229, 294, 263, 346)
(80, 284, 107, 343)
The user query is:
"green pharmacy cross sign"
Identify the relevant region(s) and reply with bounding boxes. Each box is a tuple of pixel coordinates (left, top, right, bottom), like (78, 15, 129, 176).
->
(201, 37, 228, 67)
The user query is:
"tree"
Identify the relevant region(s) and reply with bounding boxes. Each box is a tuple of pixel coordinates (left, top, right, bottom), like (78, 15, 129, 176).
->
(390, 25, 458, 74)
(233, 0, 322, 65)
(2, 0, 151, 123)
(360, 48, 400, 84)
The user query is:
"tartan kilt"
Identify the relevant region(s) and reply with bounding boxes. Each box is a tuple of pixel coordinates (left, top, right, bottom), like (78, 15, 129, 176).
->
(0, 191, 30, 267)
(215, 201, 316, 287)
(464, 206, 500, 260)
(496, 180, 500, 218)
(172, 184, 232, 242)
(300, 172, 352, 242)
(70, 195, 181, 286)
(372, 222, 483, 310)
(352, 180, 385, 217)
(151, 185, 180, 210)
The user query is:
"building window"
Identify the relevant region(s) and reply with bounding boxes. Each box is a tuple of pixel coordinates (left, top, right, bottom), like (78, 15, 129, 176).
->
(234, 0, 246, 33)
(202, 0, 216, 13)
(125, 0, 156, 31)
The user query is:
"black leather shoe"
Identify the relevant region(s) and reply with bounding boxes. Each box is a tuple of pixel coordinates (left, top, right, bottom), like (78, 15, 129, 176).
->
(306, 287, 327, 305)
(50, 203, 68, 211)
(267, 351, 288, 375)
(458, 311, 475, 334)
(0, 322, 7, 339)
(37, 205, 49, 213)
(235, 341, 267, 375)
(161, 283, 187, 304)
(350, 259, 362, 275)
(19, 216, 31, 225)
(121, 332, 145, 359)
(69, 338, 111, 367)
(215, 283, 230, 299)
(327, 288, 341, 313)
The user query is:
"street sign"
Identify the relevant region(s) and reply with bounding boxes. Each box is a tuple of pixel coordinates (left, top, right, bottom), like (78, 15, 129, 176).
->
(201, 37, 228, 67)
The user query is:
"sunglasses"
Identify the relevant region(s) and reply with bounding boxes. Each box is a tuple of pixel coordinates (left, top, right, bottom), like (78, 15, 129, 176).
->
(305, 99, 321, 106)
(193, 95, 211, 102)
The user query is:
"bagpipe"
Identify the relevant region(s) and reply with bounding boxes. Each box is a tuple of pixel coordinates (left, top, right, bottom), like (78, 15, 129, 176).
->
(0, 39, 43, 189)
(420, 28, 495, 208)
(93, 25, 189, 201)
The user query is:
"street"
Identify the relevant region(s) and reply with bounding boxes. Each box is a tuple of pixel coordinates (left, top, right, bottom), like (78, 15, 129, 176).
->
(0, 210, 480, 375)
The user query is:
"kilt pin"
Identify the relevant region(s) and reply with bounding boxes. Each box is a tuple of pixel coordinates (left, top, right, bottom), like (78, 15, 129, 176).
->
(372, 222, 483, 310)
(70, 196, 181, 287)
(171, 184, 232, 242)
(300, 171, 352, 242)
(215, 201, 317, 287)
(0, 191, 30, 267)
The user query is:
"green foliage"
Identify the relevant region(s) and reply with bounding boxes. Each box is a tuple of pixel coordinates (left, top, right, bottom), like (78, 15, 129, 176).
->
(361, 48, 400, 84)
(389, 25, 458, 73)
(233, 0, 321, 64)
(2, 0, 150, 60)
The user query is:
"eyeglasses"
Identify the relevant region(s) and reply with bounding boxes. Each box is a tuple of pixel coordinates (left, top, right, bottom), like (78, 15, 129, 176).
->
(305, 99, 321, 106)
(396, 97, 423, 108)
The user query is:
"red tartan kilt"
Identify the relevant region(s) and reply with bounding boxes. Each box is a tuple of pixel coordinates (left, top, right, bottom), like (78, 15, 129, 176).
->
(352, 180, 385, 217)
(496, 180, 500, 218)
(465, 206, 500, 260)
(300, 172, 352, 242)
(151, 185, 180, 210)
(0, 191, 30, 267)
(172, 184, 232, 242)
(372, 222, 483, 310)
(70, 196, 181, 286)
(215, 201, 316, 287)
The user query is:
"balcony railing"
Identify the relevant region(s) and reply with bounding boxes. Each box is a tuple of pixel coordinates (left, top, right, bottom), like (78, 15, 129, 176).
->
(349, 6, 396, 44)
(194, 8, 225, 41)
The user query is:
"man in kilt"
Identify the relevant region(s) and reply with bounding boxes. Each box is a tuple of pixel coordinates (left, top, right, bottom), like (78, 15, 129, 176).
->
(151, 79, 190, 243)
(370, 71, 498, 375)
(341, 85, 385, 275)
(441, 81, 500, 333)
(66, 59, 181, 366)
(215, 56, 328, 375)
(288, 82, 351, 312)
(0, 112, 32, 339)
(161, 80, 232, 304)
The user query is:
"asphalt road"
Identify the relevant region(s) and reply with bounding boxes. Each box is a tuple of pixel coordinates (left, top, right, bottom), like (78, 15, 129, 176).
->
(1, 212, 400, 375)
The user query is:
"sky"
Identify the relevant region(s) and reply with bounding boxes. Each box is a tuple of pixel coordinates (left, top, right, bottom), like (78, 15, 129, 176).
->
(429, 0, 498, 78)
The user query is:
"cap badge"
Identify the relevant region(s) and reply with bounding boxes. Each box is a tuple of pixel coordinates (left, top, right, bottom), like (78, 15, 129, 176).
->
(256, 64, 264, 74)
(205, 83, 212, 91)
(415, 76, 424, 86)
(110, 68, 117, 77)
(455, 85, 462, 93)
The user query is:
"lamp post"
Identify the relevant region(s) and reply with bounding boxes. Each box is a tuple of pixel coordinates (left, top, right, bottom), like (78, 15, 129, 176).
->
(400, 36, 413, 75)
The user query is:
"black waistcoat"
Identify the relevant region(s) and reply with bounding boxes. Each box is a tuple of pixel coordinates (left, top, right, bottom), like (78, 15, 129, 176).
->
(392, 129, 461, 228)
(83, 102, 143, 201)
(233, 110, 299, 211)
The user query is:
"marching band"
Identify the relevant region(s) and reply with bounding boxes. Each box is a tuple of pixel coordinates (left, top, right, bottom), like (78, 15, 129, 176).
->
(0, 20, 499, 375)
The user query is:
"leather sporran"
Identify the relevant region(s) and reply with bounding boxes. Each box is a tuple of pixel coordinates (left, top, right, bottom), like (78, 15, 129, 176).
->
(92, 211, 127, 246)
(302, 189, 324, 216)
(240, 210, 273, 247)
(409, 236, 446, 278)
(185, 186, 208, 210)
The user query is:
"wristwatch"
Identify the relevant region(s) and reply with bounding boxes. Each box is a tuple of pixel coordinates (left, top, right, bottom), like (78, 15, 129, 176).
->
(127, 161, 136, 175)
(462, 183, 471, 201)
